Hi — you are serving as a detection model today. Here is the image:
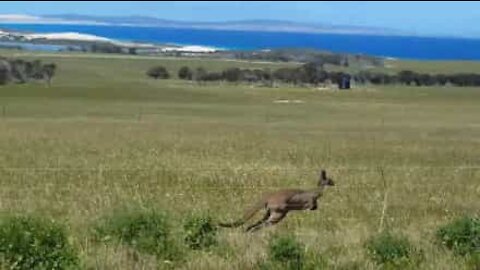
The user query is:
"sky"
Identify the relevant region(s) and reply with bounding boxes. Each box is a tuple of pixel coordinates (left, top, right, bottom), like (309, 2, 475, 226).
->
(1, 1, 480, 37)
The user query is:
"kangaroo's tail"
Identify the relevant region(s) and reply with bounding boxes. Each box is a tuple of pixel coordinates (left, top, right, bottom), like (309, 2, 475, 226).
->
(218, 200, 265, 228)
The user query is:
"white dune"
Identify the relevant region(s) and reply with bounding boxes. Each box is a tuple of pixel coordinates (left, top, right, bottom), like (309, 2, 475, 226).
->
(161, 45, 218, 53)
(24, 32, 112, 42)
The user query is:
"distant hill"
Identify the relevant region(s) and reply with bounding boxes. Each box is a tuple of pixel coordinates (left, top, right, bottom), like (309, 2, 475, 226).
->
(1, 13, 408, 36)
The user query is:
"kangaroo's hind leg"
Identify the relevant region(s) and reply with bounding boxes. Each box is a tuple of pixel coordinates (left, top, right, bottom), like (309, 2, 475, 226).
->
(247, 210, 287, 233)
(265, 210, 287, 226)
(245, 209, 271, 232)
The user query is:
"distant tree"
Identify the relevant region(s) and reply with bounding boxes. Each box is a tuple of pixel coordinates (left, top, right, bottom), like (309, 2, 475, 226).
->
(0, 59, 57, 86)
(202, 72, 223, 81)
(355, 71, 372, 84)
(449, 73, 480, 86)
(327, 71, 343, 85)
(146, 66, 170, 79)
(42, 63, 57, 86)
(255, 68, 273, 87)
(239, 69, 259, 83)
(252, 69, 265, 81)
(178, 66, 193, 80)
(90, 43, 122, 54)
(0, 69, 8, 85)
(273, 68, 297, 84)
(300, 62, 329, 85)
(222, 67, 242, 82)
(301, 62, 318, 84)
(0, 60, 12, 85)
(317, 70, 330, 84)
(398, 70, 417, 85)
(10, 59, 27, 83)
(418, 73, 435, 86)
(29, 60, 45, 80)
(435, 74, 449, 86)
(194, 67, 207, 83)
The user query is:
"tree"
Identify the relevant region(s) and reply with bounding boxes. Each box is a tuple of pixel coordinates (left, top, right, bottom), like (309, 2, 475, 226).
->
(301, 62, 318, 84)
(222, 67, 242, 82)
(327, 71, 343, 85)
(10, 59, 27, 83)
(435, 74, 449, 86)
(417, 73, 435, 86)
(0, 60, 12, 85)
(146, 66, 170, 79)
(239, 69, 260, 83)
(300, 62, 329, 85)
(90, 43, 122, 54)
(29, 60, 45, 80)
(194, 67, 207, 83)
(0, 70, 8, 85)
(178, 66, 193, 80)
(201, 72, 223, 81)
(42, 63, 57, 86)
(398, 70, 417, 85)
(273, 68, 297, 84)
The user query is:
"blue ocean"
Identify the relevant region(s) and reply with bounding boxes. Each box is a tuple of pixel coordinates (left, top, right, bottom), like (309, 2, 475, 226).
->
(2, 23, 480, 60)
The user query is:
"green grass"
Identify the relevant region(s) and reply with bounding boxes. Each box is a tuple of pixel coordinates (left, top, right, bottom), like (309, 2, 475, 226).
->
(0, 51, 479, 269)
(384, 59, 480, 74)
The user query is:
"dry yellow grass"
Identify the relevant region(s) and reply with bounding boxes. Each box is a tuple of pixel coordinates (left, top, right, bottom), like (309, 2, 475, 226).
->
(0, 51, 479, 269)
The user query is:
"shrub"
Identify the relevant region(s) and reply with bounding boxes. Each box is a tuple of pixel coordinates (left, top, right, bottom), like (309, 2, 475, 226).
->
(0, 216, 79, 270)
(0, 60, 11, 85)
(222, 67, 242, 82)
(194, 67, 207, 81)
(366, 231, 421, 267)
(95, 208, 181, 261)
(268, 234, 305, 269)
(146, 66, 170, 79)
(436, 216, 480, 256)
(178, 66, 193, 80)
(183, 214, 217, 250)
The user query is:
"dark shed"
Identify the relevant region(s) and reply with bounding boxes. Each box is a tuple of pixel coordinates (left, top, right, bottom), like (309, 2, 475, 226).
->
(338, 74, 351, 90)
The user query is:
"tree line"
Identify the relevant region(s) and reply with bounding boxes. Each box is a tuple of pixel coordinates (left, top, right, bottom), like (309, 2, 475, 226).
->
(217, 48, 384, 68)
(146, 63, 480, 88)
(0, 58, 57, 86)
(148, 64, 356, 87)
(354, 70, 480, 87)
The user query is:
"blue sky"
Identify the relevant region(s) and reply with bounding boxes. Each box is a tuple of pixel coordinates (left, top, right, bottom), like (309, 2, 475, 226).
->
(1, 1, 480, 37)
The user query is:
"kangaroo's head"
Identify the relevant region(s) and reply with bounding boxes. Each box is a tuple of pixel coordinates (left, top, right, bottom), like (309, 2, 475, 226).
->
(318, 170, 335, 187)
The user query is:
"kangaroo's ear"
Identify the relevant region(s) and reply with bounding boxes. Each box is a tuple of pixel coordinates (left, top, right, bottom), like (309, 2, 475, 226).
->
(320, 170, 327, 179)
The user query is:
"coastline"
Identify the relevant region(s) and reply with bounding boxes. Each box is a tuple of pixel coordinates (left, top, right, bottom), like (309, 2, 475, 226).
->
(0, 28, 223, 53)
(3, 23, 480, 60)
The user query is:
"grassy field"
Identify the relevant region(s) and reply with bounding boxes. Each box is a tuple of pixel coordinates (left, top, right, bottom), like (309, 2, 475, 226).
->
(0, 51, 479, 269)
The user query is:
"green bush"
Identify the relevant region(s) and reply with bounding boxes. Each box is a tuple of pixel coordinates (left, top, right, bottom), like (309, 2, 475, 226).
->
(268, 234, 305, 269)
(183, 214, 217, 250)
(95, 208, 181, 261)
(0, 216, 79, 270)
(146, 66, 170, 79)
(436, 216, 480, 256)
(178, 66, 193, 80)
(366, 231, 421, 267)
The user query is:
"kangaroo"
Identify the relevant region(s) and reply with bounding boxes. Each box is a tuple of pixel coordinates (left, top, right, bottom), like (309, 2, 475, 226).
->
(219, 169, 335, 232)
